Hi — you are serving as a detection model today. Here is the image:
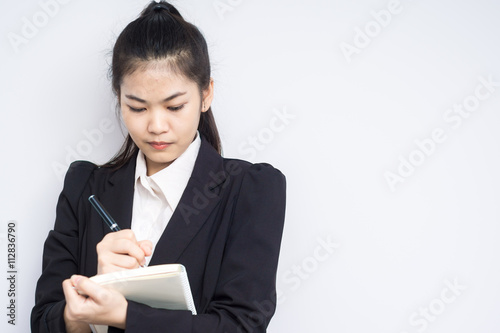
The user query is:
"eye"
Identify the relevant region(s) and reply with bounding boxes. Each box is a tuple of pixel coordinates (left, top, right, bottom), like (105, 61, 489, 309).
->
(128, 106, 145, 112)
(168, 104, 185, 112)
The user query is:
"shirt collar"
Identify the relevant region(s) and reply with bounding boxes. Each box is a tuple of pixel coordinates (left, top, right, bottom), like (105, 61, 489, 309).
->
(134, 131, 201, 211)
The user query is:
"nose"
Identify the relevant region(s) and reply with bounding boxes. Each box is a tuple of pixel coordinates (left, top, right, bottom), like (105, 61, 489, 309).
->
(147, 108, 169, 135)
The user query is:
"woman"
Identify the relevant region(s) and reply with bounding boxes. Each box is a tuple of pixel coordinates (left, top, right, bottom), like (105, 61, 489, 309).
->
(31, 1, 286, 332)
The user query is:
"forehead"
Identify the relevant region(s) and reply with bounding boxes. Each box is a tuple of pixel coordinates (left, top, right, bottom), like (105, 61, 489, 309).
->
(121, 60, 196, 93)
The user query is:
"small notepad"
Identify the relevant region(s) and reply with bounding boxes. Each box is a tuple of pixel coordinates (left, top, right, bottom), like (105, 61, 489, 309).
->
(87, 264, 196, 333)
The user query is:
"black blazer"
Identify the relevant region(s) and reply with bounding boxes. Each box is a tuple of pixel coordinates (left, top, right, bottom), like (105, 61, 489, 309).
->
(31, 137, 286, 333)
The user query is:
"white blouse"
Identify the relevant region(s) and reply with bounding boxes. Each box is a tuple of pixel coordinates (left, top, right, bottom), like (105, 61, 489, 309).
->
(130, 132, 201, 265)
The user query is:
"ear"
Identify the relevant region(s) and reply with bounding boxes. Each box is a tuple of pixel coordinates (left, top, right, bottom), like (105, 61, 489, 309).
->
(201, 78, 214, 113)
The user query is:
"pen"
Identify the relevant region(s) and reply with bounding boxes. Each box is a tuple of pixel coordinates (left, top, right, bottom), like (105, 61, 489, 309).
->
(88, 195, 121, 231)
(88, 195, 145, 268)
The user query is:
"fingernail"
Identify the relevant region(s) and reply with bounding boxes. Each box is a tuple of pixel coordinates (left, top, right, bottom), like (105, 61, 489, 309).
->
(72, 275, 82, 285)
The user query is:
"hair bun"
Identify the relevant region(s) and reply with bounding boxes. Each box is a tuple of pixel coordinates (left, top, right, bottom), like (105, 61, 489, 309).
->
(141, 1, 182, 19)
(153, 3, 169, 13)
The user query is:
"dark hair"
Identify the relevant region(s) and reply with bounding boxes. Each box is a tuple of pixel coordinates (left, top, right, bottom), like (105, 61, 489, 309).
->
(102, 0, 221, 169)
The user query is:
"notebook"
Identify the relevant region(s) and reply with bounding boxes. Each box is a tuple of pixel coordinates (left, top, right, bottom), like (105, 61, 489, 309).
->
(86, 264, 196, 333)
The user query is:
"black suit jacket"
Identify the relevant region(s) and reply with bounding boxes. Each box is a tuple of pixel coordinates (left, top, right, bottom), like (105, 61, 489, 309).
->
(31, 137, 286, 333)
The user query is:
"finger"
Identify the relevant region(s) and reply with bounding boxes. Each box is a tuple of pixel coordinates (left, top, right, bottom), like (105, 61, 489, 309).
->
(115, 229, 138, 242)
(62, 277, 80, 301)
(110, 239, 147, 266)
(99, 238, 145, 264)
(97, 230, 145, 273)
(62, 276, 88, 321)
(101, 229, 137, 244)
(138, 240, 153, 257)
(104, 253, 142, 270)
(72, 275, 111, 305)
(72, 277, 128, 328)
(98, 254, 140, 275)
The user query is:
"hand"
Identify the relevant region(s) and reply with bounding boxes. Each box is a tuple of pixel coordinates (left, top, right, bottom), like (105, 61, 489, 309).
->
(63, 275, 127, 330)
(96, 229, 153, 275)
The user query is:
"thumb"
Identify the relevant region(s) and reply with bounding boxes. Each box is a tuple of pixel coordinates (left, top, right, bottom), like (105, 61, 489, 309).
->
(71, 275, 108, 303)
(69, 275, 87, 296)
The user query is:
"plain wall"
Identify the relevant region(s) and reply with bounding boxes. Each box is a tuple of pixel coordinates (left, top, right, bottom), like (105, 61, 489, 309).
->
(1, 0, 500, 332)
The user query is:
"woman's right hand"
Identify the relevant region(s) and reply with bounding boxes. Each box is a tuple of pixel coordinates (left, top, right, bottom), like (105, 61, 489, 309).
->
(96, 230, 152, 275)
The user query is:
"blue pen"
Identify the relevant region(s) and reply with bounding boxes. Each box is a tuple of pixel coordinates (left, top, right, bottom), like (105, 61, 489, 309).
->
(88, 195, 145, 268)
(88, 195, 121, 232)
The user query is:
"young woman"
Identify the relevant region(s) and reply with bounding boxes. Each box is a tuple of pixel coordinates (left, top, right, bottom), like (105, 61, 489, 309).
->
(31, 1, 286, 332)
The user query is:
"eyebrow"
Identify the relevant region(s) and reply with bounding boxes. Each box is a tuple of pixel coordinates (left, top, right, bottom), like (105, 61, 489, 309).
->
(124, 91, 187, 103)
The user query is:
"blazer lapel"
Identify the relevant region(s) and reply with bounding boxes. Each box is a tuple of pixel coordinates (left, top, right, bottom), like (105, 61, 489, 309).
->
(97, 151, 138, 234)
(150, 138, 227, 265)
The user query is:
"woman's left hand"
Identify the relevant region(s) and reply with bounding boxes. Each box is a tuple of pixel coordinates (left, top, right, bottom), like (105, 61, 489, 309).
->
(62, 275, 128, 330)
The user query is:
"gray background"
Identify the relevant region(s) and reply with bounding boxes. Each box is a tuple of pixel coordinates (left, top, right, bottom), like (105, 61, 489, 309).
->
(1, 0, 500, 332)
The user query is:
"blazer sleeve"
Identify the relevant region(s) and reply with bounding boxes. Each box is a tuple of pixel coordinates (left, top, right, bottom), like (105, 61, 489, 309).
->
(122, 163, 286, 333)
(31, 161, 96, 333)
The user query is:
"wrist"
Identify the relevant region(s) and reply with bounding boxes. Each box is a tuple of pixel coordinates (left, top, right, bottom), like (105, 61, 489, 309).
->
(110, 298, 128, 329)
(64, 304, 91, 333)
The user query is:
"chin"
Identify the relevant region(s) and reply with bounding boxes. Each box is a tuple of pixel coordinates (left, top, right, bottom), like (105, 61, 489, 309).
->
(149, 155, 176, 164)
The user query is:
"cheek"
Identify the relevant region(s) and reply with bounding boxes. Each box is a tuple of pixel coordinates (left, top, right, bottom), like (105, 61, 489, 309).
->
(186, 109, 202, 129)
(171, 110, 200, 132)
(122, 114, 141, 137)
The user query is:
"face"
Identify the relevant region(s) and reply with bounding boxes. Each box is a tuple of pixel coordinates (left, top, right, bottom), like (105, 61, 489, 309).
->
(120, 61, 213, 176)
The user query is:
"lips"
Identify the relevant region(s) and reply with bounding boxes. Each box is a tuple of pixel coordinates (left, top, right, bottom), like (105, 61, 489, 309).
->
(149, 142, 171, 150)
